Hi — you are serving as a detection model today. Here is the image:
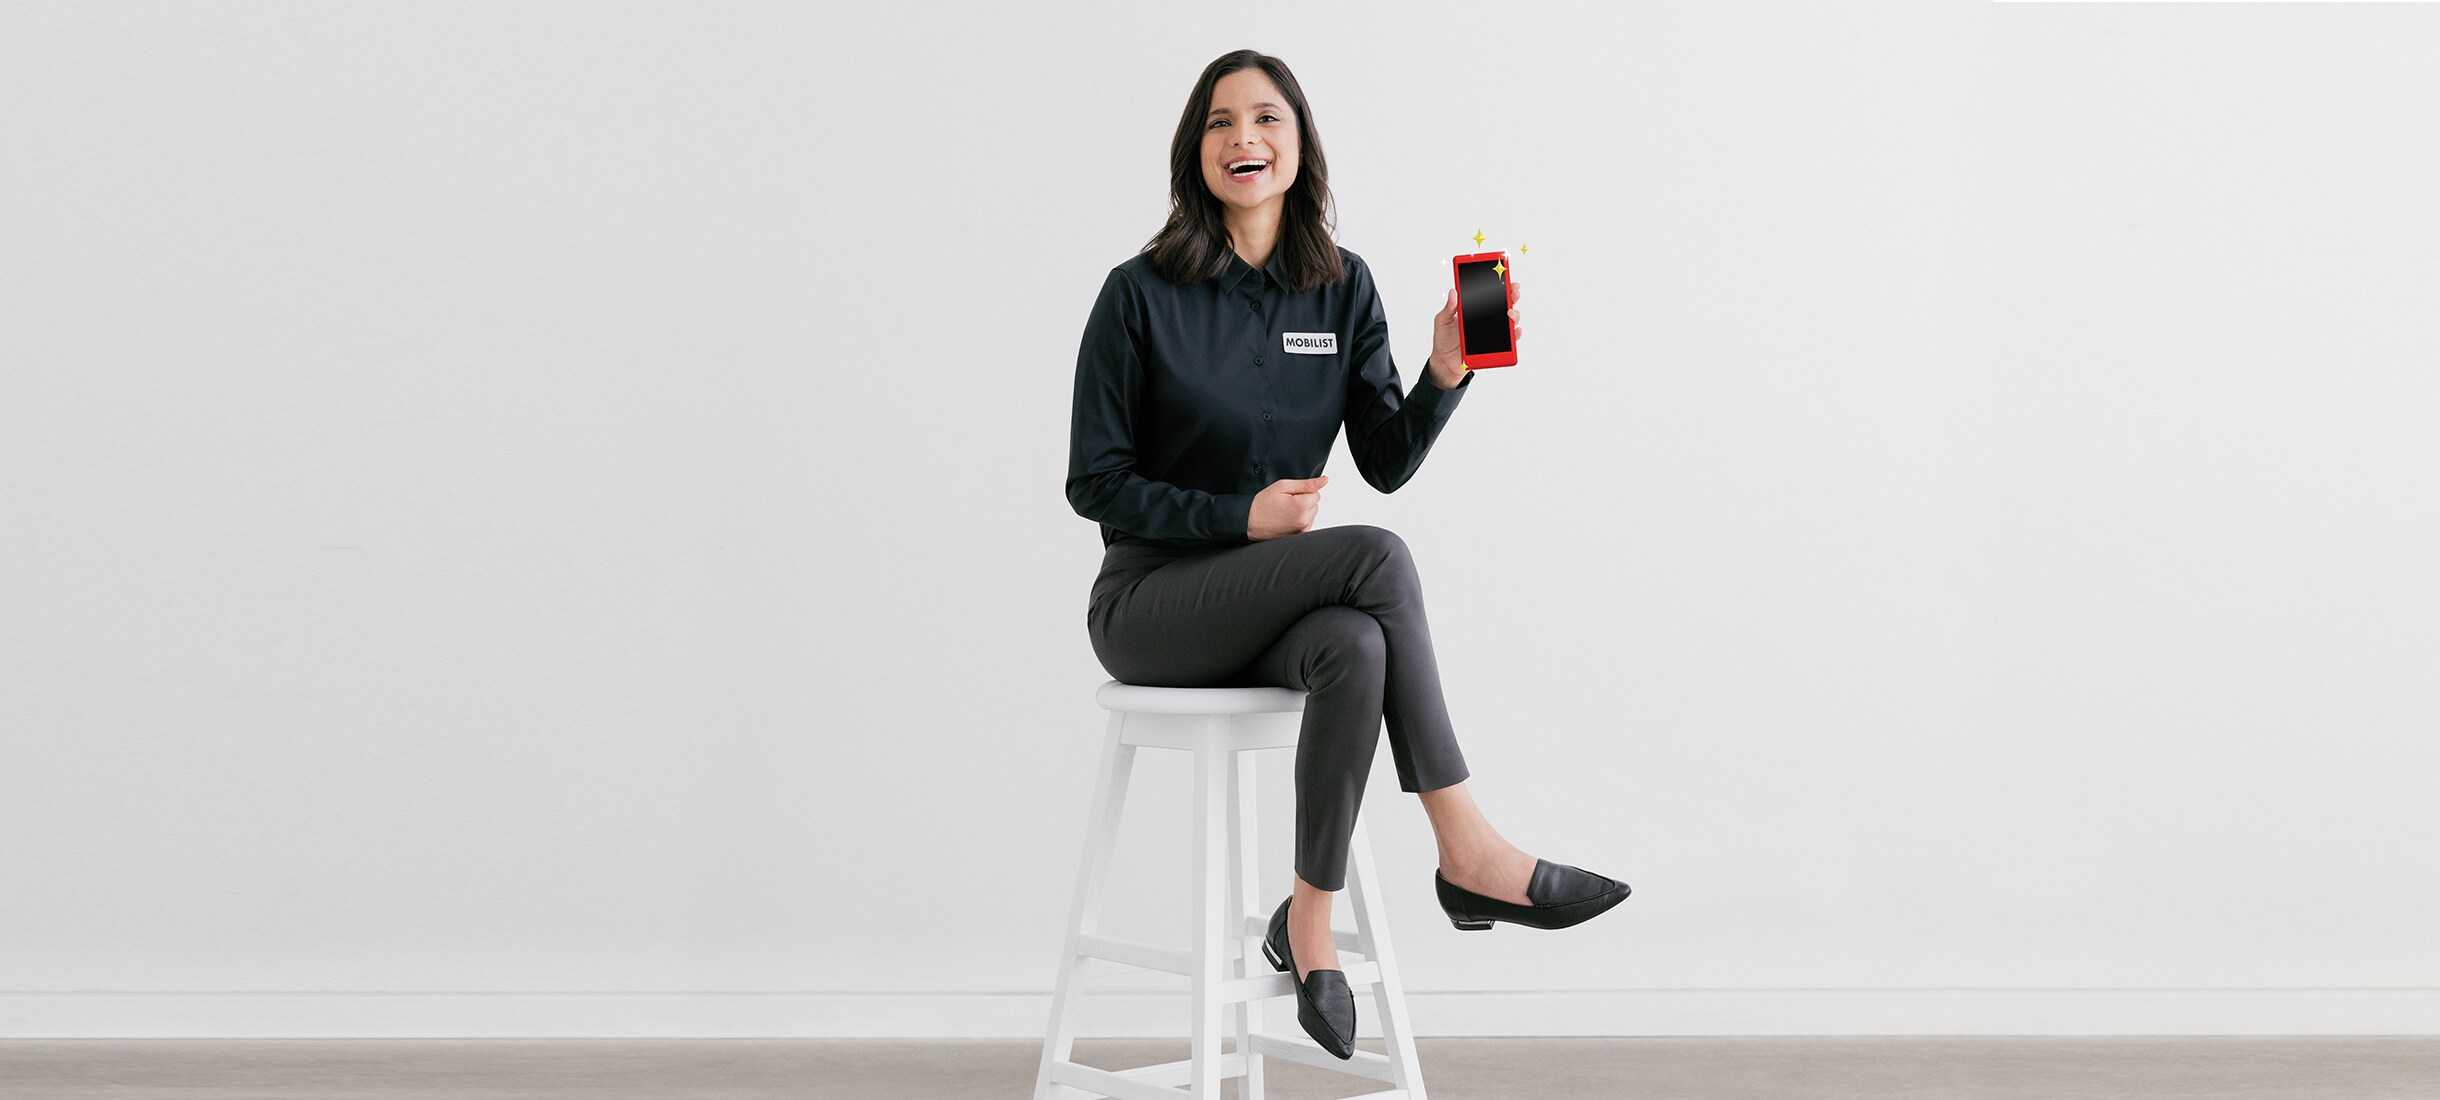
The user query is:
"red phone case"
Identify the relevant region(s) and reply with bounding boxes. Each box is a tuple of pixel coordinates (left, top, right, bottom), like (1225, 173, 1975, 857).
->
(1452, 251, 1517, 369)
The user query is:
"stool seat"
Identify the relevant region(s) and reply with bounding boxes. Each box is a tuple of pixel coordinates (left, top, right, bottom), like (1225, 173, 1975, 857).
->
(1094, 680, 1308, 715)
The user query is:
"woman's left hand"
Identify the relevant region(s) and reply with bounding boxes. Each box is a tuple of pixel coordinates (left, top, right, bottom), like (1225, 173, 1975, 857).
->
(1426, 278, 1522, 390)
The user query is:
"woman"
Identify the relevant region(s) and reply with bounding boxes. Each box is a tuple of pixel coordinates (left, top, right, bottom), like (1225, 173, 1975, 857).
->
(1064, 49, 1630, 1058)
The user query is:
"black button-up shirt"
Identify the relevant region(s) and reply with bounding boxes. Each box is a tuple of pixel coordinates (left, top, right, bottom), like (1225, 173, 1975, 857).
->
(1065, 245, 1475, 550)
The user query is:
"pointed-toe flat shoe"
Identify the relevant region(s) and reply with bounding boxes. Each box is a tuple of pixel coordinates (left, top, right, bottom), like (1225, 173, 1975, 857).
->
(1435, 858, 1631, 931)
(1260, 895, 1357, 1059)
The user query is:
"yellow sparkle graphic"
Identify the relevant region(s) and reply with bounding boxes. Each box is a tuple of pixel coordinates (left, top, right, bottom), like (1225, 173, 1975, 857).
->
(1519, 243, 1529, 254)
(1493, 260, 1506, 277)
(1471, 229, 1485, 248)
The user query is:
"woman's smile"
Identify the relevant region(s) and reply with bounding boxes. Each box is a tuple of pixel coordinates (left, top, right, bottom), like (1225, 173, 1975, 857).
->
(1223, 156, 1271, 185)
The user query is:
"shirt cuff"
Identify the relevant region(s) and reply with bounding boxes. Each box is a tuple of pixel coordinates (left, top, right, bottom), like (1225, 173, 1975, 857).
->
(1220, 491, 1258, 542)
(1410, 366, 1473, 420)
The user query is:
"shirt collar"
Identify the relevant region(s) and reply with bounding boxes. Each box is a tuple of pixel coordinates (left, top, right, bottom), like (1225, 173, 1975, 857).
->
(1222, 246, 1290, 294)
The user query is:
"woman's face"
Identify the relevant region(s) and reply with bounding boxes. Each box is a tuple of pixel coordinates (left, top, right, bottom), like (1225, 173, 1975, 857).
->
(1199, 68, 1299, 215)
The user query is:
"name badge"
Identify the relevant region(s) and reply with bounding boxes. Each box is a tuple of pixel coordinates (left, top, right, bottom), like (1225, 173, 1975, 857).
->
(1282, 331, 1338, 355)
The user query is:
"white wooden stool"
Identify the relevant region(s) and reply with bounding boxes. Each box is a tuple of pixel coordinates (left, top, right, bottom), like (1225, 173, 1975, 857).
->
(1032, 680, 1430, 1100)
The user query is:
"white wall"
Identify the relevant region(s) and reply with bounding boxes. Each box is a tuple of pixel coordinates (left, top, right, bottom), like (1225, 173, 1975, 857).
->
(6, 0, 2439, 1039)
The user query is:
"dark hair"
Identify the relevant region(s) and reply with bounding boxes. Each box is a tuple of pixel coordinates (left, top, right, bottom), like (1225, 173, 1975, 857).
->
(1143, 49, 1344, 294)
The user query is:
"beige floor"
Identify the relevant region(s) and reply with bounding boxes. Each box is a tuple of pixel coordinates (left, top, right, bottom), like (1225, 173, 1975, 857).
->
(4, 1037, 2438, 1098)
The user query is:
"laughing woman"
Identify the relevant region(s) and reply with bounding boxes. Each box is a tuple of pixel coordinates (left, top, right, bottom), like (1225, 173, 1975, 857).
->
(1064, 48, 1631, 1058)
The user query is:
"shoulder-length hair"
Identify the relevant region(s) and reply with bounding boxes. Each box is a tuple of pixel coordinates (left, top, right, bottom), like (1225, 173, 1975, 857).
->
(1143, 49, 1344, 294)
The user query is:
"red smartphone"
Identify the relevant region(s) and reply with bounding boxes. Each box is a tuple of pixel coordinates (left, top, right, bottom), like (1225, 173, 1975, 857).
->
(1451, 251, 1517, 369)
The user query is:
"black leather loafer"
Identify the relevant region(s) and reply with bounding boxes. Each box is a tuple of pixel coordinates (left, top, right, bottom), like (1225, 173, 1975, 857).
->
(1435, 858, 1631, 931)
(1260, 895, 1356, 1059)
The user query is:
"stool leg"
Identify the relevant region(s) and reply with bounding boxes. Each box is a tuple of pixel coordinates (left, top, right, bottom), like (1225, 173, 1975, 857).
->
(1347, 817, 1429, 1100)
(1226, 747, 1266, 1099)
(1033, 712, 1137, 1100)
(1188, 732, 1230, 1096)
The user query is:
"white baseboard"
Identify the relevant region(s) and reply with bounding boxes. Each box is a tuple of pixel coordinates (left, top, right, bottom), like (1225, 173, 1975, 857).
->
(9, 987, 2440, 1038)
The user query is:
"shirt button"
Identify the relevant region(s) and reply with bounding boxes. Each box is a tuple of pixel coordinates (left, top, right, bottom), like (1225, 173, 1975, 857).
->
(1262, 411, 1273, 421)
(1253, 353, 1265, 366)
(1247, 300, 1260, 313)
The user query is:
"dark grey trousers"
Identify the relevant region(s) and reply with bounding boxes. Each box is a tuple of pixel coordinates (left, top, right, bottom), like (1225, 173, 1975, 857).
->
(1084, 523, 1471, 891)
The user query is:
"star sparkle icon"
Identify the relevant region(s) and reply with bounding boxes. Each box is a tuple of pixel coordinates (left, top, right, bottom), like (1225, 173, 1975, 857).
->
(1472, 229, 1485, 248)
(1493, 260, 1506, 277)
(1519, 243, 1529, 254)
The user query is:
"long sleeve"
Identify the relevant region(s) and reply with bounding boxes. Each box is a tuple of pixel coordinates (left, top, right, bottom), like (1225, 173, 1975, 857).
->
(1065, 268, 1258, 545)
(1342, 258, 1472, 494)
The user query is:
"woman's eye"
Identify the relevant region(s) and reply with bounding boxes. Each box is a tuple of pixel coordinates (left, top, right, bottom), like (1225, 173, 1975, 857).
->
(1259, 113, 1278, 123)
(1208, 119, 1227, 129)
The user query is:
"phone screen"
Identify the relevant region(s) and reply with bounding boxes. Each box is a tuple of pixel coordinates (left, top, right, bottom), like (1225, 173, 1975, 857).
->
(1456, 259, 1512, 355)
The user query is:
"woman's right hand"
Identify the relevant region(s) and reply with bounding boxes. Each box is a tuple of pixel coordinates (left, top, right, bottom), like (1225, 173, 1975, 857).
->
(1248, 475, 1329, 541)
